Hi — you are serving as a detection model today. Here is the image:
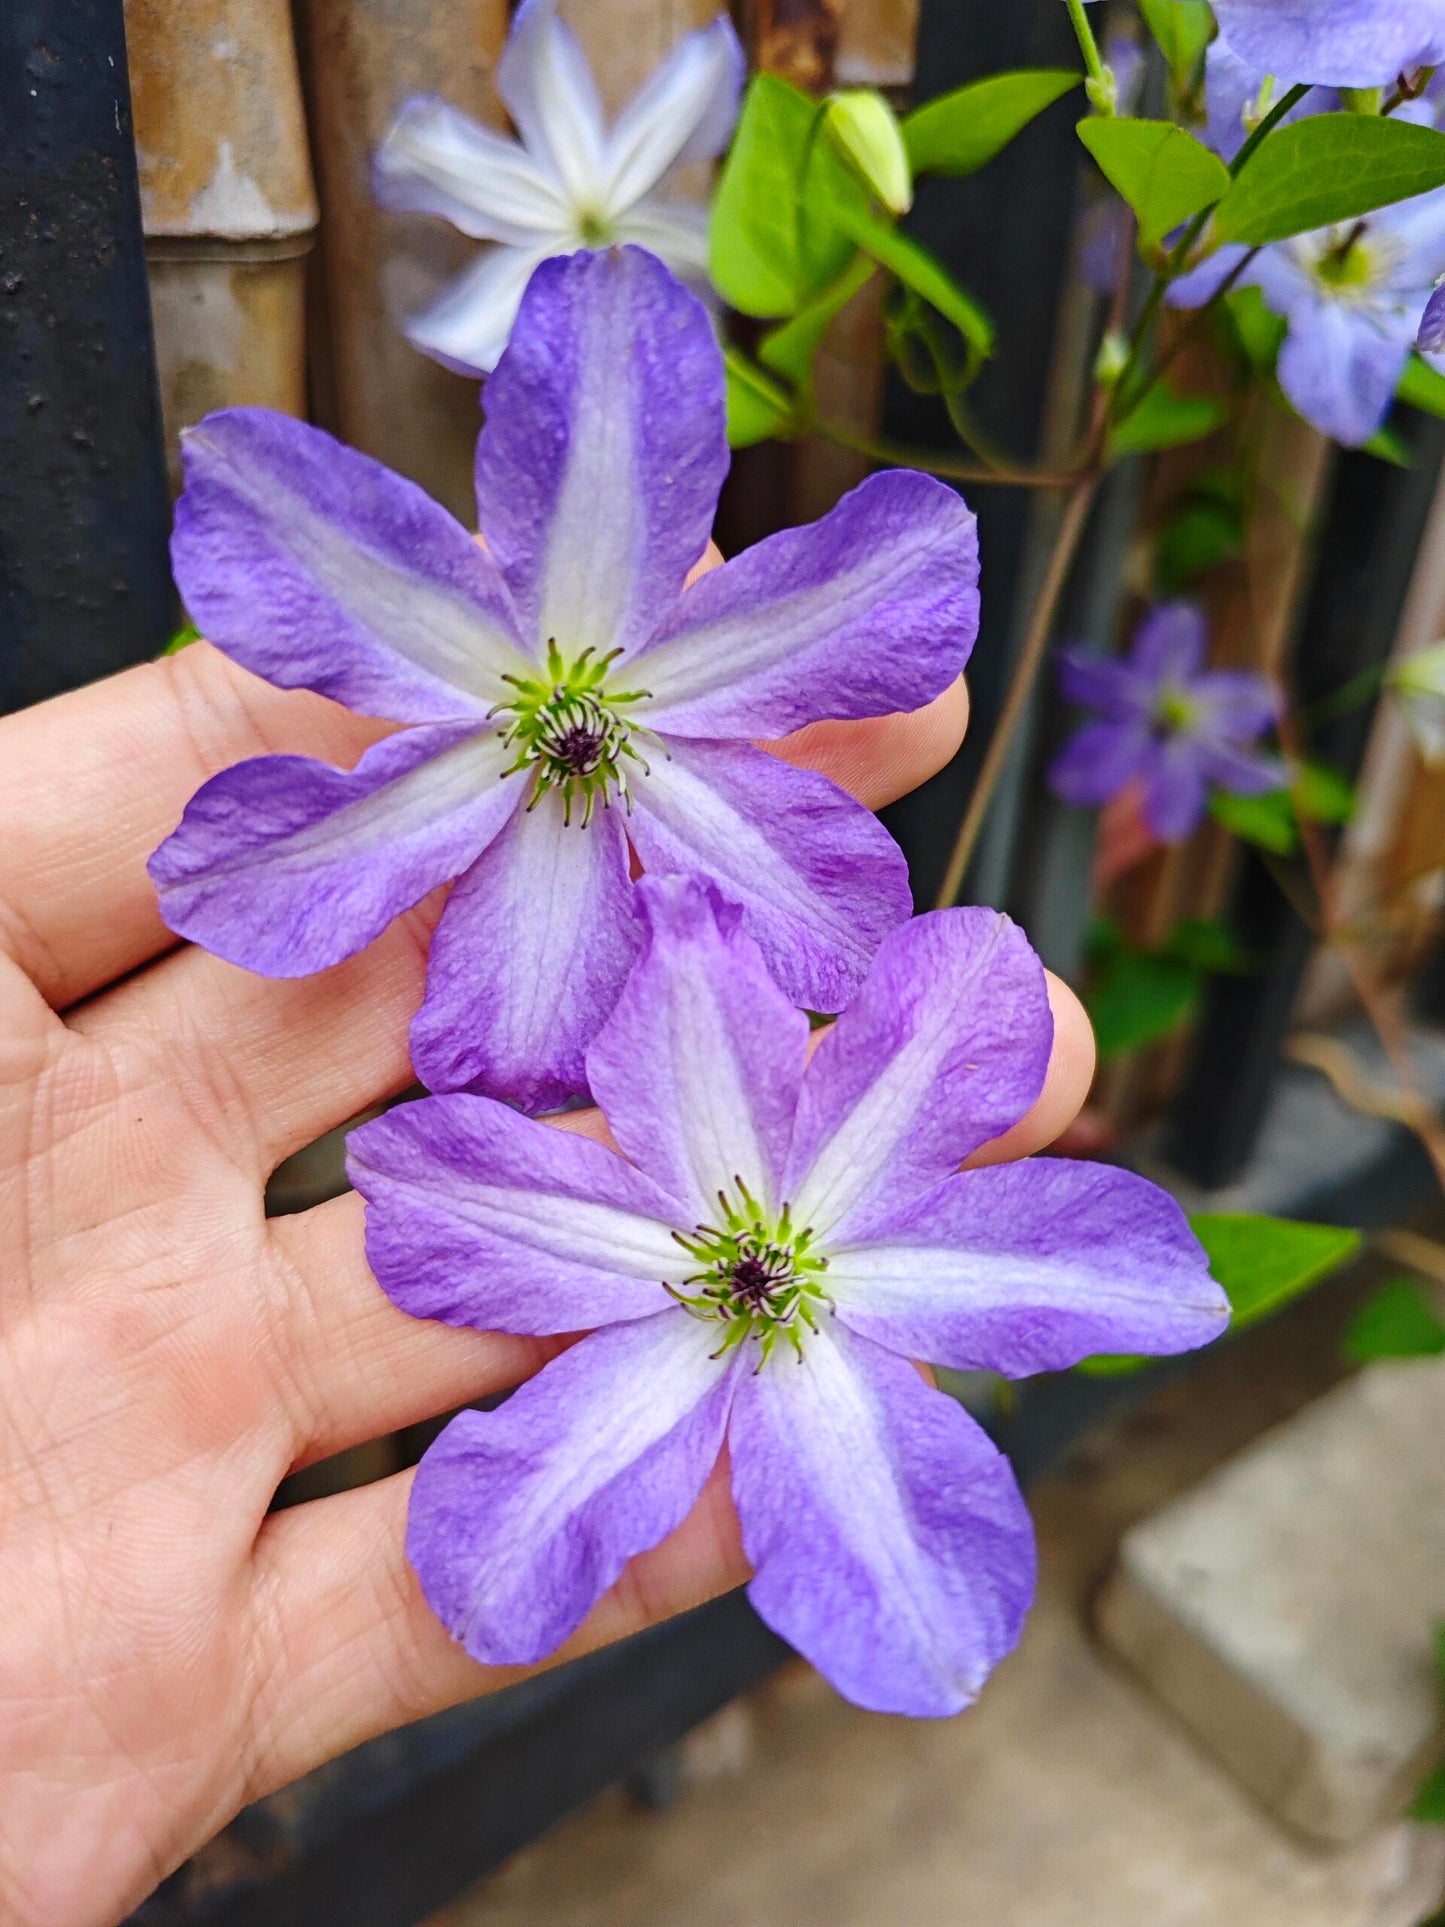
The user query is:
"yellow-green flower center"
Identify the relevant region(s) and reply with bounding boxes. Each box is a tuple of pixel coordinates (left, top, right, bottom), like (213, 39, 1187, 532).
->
(491, 640, 652, 825)
(1154, 687, 1198, 735)
(668, 1181, 833, 1367)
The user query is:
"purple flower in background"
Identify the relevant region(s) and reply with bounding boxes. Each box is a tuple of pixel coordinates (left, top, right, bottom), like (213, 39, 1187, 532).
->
(1170, 186, 1445, 444)
(1419, 276, 1445, 349)
(1211, 0, 1445, 89)
(374, 0, 742, 373)
(1202, 41, 1339, 162)
(1050, 602, 1283, 842)
(150, 248, 979, 1113)
(349, 875, 1227, 1716)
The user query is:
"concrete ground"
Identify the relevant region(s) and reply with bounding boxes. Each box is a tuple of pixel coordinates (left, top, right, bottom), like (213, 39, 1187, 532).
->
(426, 1276, 1445, 1927)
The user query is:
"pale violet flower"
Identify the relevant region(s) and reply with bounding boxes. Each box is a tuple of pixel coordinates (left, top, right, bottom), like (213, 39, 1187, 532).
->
(1170, 186, 1445, 445)
(1050, 602, 1283, 841)
(1210, 0, 1445, 89)
(349, 875, 1227, 1717)
(373, 0, 743, 374)
(149, 249, 980, 1114)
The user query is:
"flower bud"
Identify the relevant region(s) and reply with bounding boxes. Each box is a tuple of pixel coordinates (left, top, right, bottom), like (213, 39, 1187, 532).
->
(824, 90, 913, 215)
(1094, 329, 1129, 388)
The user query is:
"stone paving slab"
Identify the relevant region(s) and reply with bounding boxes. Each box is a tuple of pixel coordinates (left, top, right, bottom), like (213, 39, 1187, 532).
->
(1099, 1357, 1445, 1844)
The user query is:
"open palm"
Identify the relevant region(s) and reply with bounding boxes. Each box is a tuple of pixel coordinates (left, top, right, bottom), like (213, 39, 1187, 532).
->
(0, 632, 1090, 1926)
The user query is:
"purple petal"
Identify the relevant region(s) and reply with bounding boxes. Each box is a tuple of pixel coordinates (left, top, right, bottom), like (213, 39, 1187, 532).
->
(1192, 668, 1281, 740)
(410, 788, 640, 1110)
(172, 409, 528, 723)
(1132, 600, 1208, 685)
(1139, 735, 1210, 841)
(786, 909, 1054, 1243)
(633, 471, 979, 739)
(408, 1312, 735, 1666)
(1212, 1, 1445, 88)
(730, 1322, 1035, 1716)
(149, 724, 517, 975)
(347, 1093, 691, 1337)
(1276, 300, 1410, 445)
(626, 738, 913, 1015)
(1056, 647, 1149, 720)
(585, 874, 810, 1222)
(1196, 740, 1288, 795)
(474, 248, 728, 661)
(1048, 719, 1151, 808)
(1168, 242, 1261, 311)
(1203, 42, 1336, 162)
(829, 1160, 1229, 1374)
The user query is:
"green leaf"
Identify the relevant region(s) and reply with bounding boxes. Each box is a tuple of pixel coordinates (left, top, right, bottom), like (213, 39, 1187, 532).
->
(1110, 376, 1228, 454)
(1080, 1212, 1360, 1377)
(1155, 493, 1245, 592)
(759, 254, 875, 391)
(1077, 118, 1229, 248)
(1407, 1760, 1445, 1826)
(1163, 916, 1249, 973)
(1360, 425, 1413, 466)
(1138, 0, 1213, 83)
(1342, 1276, 1445, 1363)
(161, 620, 200, 656)
(1223, 285, 1288, 371)
(1086, 950, 1200, 1061)
(1211, 786, 1298, 853)
(1292, 759, 1355, 825)
(1398, 351, 1445, 417)
(723, 348, 797, 449)
(831, 201, 994, 358)
(1193, 1213, 1361, 1328)
(1212, 114, 1445, 247)
(709, 73, 865, 317)
(903, 69, 1080, 177)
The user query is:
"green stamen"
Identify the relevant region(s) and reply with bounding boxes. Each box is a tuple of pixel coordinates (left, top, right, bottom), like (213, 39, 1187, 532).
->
(666, 1178, 833, 1368)
(489, 639, 656, 826)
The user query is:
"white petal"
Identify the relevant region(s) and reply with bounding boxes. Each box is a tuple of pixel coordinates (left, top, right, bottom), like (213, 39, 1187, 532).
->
(614, 198, 712, 277)
(602, 17, 744, 212)
(498, 0, 609, 209)
(375, 96, 570, 244)
(405, 242, 557, 376)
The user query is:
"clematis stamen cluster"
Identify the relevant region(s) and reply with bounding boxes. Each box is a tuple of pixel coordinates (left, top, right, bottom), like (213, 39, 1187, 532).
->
(349, 875, 1229, 1716)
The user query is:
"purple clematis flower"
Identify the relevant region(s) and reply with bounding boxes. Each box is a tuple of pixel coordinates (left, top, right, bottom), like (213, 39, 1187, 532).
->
(374, 0, 743, 374)
(348, 874, 1228, 1716)
(1202, 40, 1339, 162)
(1210, 0, 1445, 89)
(149, 247, 979, 1113)
(1170, 182, 1445, 445)
(1050, 601, 1283, 842)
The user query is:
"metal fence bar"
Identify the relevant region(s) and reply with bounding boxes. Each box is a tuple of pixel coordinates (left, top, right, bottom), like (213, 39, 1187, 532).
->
(0, 0, 173, 709)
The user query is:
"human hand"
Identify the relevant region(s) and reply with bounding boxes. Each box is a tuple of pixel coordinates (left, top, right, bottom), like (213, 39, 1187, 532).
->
(0, 623, 1092, 1926)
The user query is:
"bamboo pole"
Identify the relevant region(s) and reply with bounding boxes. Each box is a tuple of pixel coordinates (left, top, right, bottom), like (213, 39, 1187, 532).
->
(125, 0, 318, 491)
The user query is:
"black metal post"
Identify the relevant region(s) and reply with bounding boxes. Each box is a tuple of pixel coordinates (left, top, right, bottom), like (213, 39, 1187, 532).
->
(0, 0, 174, 712)
(880, 0, 1084, 909)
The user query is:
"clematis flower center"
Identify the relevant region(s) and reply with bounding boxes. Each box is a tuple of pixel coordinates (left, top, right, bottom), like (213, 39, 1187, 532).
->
(1309, 228, 1380, 297)
(576, 210, 615, 246)
(491, 640, 653, 825)
(667, 1180, 833, 1366)
(1154, 687, 1198, 736)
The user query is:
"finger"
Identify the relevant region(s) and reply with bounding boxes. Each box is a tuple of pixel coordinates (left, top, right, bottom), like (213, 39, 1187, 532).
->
(244, 1456, 747, 1804)
(0, 643, 384, 1010)
(965, 972, 1096, 1168)
(72, 681, 969, 1170)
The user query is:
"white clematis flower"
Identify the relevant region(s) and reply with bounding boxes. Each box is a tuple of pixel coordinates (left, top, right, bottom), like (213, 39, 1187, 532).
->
(374, 0, 744, 375)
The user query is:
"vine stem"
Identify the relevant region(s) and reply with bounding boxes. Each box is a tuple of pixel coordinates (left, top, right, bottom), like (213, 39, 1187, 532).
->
(1064, 0, 1108, 94)
(1276, 706, 1445, 1191)
(812, 417, 1079, 488)
(933, 477, 1099, 908)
